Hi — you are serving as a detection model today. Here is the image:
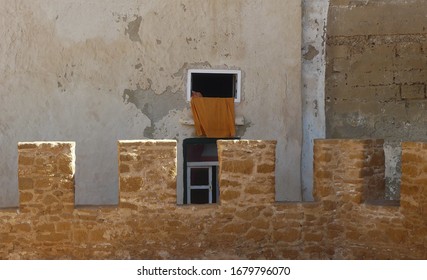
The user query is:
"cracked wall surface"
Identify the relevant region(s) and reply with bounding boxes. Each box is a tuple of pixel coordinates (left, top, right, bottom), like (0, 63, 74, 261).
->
(326, 0, 427, 199)
(0, 0, 302, 206)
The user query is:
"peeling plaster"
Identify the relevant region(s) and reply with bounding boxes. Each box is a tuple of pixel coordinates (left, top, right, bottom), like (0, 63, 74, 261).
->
(125, 15, 142, 43)
(236, 120, 252, 136)
(303, 45, 320, 61)
(122, 87, 187, 138)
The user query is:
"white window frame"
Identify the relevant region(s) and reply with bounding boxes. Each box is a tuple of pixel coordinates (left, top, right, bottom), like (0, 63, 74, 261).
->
(186, 69, 241, 103)
(186, 161, 219, 204)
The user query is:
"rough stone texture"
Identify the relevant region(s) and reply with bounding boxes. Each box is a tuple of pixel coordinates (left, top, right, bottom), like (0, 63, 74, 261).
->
(18, 142, 75, 216)
(314, 139, 386, 203)
(1, 139, 427, 259)
(0, 0, 302, 207)
(325, 0, 427, 199)
(400, 142, 427, 217)
(119, 140, 177, 208)
(218, 140, 276, 205)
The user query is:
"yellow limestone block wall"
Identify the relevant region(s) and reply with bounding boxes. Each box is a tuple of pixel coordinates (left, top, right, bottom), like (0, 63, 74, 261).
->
(0, 139, 426, 259)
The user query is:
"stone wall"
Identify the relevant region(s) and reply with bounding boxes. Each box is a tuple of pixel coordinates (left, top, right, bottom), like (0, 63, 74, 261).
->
(325, 0, 427, 199)
(314, 139, 385, 203)
(1, 139, 427, 259)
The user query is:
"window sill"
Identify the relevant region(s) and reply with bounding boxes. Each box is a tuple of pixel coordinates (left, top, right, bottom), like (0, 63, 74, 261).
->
(180, 115, 245, 126)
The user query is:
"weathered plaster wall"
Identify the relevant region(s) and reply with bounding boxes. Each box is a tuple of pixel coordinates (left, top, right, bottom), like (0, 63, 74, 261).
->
(0, 0, 302, 206)
(301, 0, 328, 201)
(326, 0, 427, 199)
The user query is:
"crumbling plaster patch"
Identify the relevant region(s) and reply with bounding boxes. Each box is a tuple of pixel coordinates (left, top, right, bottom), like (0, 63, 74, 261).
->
(303, 45, 320, 61)
(122, 87, 187, 138)
(125, 16, 142, 43)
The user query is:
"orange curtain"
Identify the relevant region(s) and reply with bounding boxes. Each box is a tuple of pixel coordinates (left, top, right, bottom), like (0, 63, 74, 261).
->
(191, 97, 235, 138)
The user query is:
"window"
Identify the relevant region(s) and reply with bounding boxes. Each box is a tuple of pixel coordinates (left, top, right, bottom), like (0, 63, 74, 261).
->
(183, 137, 240, 204)
(183, 138, 219, 204)
(186, 69, 241, 102)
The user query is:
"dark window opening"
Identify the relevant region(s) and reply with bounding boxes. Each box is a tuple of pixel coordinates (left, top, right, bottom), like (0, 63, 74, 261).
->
(183, 137, 238, 204)
(183, 138, 219, 205)
(186, 69, 241, 102)
(190, 167, 210, 186)
(190, 189, 210, 204)
(191, 73, 235, 98)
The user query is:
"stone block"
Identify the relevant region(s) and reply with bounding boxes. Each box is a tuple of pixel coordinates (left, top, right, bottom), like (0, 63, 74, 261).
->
(89, 229, 106, 242)
(256, 163, 275, 174)
(56, 222, 71, 232)
(19, 191, 34, 203)
(34, 178, 55, 190)
(57, 163, 74, 176)
(401, 164, 421, 177)
(386, 228, 407, 244)
(272, 229, 301, 243)
(330, 45, 350, 58)
(400, 84, 425, 100)
(332, 57, 348, 72)
(328, 2, 427, 36)
(368, 151, 385, 166)
(222, 223, 250, 235)
(19, 178, 34, 190)
(120, 177, 143, 193)
(304, 232, 323, 242)
(14, 223, 32, 233)
(119, 154, 135, 162)
(394, 70, 427, 84)
(315, 170, 332, 179)
(221, 160, 254, 175)
(220, 189, 241, 202)
(119, 201, 138, 211)
(251, 218, 270, 230)
(37, 232, 69, 242)
(245, 228, 267, 242)
(35, 223, 55, 233)
(18, 155, 35, 165)
(235, 207, 262, 221)
(73, 230, 88, 243)
(315, 152, 332, 163)
(119, 164, 130, 173)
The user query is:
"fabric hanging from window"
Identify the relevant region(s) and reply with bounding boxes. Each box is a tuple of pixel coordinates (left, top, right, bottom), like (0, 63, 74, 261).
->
(190, 97, 235, 138)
